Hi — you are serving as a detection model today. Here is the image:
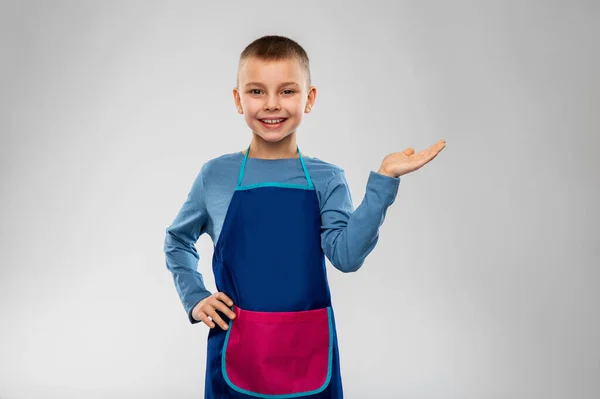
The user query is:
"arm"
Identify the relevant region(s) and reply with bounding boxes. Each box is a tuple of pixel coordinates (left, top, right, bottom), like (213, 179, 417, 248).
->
(163, 166, 212, 324)
(320, 170, 400, 273)
(321, 140, 446, 272)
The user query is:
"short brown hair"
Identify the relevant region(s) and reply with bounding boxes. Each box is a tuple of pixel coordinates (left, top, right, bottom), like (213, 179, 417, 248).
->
(237, 35, 311, 88)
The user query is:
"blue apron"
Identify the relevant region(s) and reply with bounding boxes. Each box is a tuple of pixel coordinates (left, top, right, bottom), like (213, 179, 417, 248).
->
(204, 145, 343, 398)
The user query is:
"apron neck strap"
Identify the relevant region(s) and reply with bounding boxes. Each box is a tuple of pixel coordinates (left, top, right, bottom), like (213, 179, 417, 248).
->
(237, 144, 314, 189)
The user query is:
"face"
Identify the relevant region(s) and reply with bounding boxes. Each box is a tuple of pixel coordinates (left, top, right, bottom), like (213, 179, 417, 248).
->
(233, 57, 316, 144)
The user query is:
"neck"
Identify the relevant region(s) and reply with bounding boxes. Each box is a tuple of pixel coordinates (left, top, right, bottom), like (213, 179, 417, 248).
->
(245, 132, 299, 159)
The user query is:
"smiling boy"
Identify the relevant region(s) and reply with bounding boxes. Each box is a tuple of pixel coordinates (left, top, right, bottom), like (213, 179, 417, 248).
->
(164, 35, 445, 398)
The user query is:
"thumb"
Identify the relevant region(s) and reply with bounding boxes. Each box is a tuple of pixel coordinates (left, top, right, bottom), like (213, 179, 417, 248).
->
(403, 148, 415, 156)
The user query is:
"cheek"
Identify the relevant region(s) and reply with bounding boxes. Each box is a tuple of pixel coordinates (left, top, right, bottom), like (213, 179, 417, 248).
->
(243, 102, 260, 116)
(285, 100, 304, 114)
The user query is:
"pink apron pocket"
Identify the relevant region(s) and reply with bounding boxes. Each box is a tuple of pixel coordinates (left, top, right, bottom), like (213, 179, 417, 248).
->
(223, 305, 333, 397)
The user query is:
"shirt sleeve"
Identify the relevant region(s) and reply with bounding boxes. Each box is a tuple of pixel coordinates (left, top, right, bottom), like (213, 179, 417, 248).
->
(320, 170, 400, 272)
(163, 165, 213, 324)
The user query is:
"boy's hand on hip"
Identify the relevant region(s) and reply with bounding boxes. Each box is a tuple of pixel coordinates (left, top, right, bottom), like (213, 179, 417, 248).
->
(192, 292, 236, 330)
(377, 140, 446, 178)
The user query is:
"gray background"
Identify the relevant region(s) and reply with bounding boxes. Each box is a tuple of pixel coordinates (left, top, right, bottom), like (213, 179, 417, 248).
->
(1, 1, 599, 398)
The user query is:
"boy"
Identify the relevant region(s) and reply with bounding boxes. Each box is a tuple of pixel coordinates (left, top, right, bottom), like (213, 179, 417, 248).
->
(164, 35, 445, 398)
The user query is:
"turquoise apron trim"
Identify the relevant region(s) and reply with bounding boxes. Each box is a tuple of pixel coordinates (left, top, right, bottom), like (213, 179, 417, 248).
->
(237, 182, 314, 191)
(236, 145, 315, 191)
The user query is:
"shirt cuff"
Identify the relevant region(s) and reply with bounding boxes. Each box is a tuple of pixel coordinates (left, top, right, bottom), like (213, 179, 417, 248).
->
(368, 170, 400, 205)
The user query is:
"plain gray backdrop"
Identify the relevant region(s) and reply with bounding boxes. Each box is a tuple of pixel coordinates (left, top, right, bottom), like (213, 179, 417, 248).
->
(1, 1, 598, 398)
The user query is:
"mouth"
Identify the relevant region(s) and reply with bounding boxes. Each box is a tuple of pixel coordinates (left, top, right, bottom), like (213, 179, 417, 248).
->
(259, 118, 287, 129)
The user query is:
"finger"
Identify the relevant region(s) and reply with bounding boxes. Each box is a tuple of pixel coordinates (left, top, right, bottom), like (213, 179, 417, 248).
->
(426, 151, 441, 164)
(213, 299, 237, 321)
(422, 142, 444, 160)
(414, 145, 432, 157)
(410, 140, 444, 158)
(412, 151, 430, 166)
(216, 292, 234, 307)
(418, 146, 443, 167)
(424, 140, 445, 153)
(402, 148, 415, 156)
(419, 151, 439, 166)
(430, 140, 446, 156)
(198, 311, 216, 329)
(409, 150, 434, 169)
(206, 307, 229, 330)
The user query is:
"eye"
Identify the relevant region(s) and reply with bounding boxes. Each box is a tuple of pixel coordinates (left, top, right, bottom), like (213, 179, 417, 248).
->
(282, 89, 295, 95)
(249, 89, 262, 95)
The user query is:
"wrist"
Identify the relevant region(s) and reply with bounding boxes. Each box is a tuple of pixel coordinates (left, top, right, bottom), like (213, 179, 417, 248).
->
(377, 166, 396, 178)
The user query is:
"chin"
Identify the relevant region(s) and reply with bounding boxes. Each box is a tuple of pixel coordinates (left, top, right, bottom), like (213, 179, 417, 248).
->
(253, 130, 295, 143)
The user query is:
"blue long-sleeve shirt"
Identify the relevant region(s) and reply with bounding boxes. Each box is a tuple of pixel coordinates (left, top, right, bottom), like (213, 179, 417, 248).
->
(164, 150, 400, 323)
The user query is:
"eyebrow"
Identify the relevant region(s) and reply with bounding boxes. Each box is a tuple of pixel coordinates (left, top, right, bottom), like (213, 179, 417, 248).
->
(244, 81, 300, 88)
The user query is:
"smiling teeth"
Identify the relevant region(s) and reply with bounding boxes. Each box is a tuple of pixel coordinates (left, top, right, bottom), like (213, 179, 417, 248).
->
(262, 119, 284, 124)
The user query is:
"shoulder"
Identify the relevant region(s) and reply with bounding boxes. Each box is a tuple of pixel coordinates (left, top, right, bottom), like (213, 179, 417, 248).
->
(302, 155, 352, 209)
(302, 155, 350, 205)
(197, 151, 243, 180)
(302, 155, 345, 184)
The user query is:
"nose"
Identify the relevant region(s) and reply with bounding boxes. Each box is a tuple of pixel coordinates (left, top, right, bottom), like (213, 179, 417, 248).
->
(264, 93, 280, 111)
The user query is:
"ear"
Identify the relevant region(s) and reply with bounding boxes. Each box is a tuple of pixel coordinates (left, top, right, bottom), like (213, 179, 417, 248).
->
(233, 87, 243, 114)
(304, 86, 317, 113)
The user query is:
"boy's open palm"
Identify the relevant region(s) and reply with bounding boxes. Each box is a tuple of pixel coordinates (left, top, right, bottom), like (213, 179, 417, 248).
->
(378, 140, 446, 178)
(192, 292, 236, 330)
